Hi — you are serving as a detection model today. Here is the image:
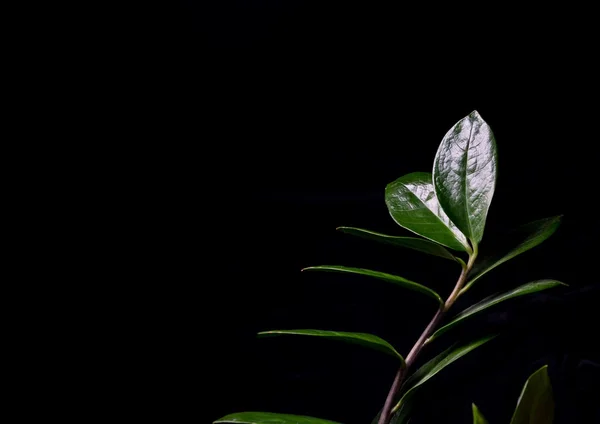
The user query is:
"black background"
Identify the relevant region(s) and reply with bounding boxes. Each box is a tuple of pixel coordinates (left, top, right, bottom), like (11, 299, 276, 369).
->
(151, 3, 600, 423)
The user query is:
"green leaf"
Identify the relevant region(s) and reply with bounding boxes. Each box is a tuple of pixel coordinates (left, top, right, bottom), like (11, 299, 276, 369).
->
(392, 335, 496, 414)
(462, 216, 562, 293)
(510, 365, 554, 424)
(433, 110, 498, 244)
(427, 280, 566, 343)
(472, 404, 489, 424)
(303, 266, 443, 305)
(214, 412, 341, 424)
(371, 410, 406, 424)
(257, 329, 404, 363)
(337, 227, 459, 262)
(389, 401, 414, 424)
(385, 172, 470, 252)
(371, 408, 408, 424)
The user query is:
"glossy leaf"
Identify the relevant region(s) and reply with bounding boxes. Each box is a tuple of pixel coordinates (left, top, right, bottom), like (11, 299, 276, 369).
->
(214, 412, 341, 424)
(337, 227, 458, 262)
(510, 365, 554, 424)
(385, 172, 470, 252)
(303, 265, 443, 305)
(428, 280, 566, 343)
(433, 110, 498, 244)
(462, 216, 562, 293)
(392, 335, 496, 414)
(257, 329, 404, 363)
(472, 404, 489, 424)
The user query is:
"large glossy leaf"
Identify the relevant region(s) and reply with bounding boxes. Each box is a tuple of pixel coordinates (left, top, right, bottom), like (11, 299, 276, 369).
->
(257, 329, 404, 363)
(461, 216, 562, 293)
(385, 172, 470, 252)
(433, 110, 498, 244)
(510, 365, 554, 424)
(337, 227, 458, 262)
(392, 335, 496, 414)
(472, 404, 489, 424)
(427, 280, 565, 343)
(303, 266, 443, 305)
(214, 412, 341, 424)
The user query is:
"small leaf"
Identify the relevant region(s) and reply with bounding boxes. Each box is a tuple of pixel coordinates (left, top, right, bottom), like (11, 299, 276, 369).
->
(428, 280, 566, 343)
(385, 172, 470, 252)
(510, 365, 554, 424)
(303, 265, 443, 305)
(433, 110, 498, 244)
(214, 412, 341, 424)
(337, 227, 459, 262)
(462, 216, 562, 293)
(472, 404, 489, 424)
(257, 329, 404, 363)
(392, 335, 496, 414)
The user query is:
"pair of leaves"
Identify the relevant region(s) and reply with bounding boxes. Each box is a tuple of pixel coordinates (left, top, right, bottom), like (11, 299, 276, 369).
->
(217, 360, 554, 424)
(338, 215, 560, 279)
(300, 271, 565, 347)
(472, 365, 554, 424)
(385, 111, 497, 253)
(230, 334, 494, 424)
(213, 329, 403, 424)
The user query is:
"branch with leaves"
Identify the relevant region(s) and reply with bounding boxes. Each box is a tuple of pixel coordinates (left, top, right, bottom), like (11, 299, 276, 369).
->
(214, 111, 565, 424)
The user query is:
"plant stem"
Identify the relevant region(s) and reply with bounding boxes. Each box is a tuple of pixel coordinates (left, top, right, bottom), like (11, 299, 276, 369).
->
(378, 245, 478, 424)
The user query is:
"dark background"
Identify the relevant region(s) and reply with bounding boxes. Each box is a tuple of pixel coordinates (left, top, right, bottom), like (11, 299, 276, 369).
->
(151, 2, 599, 423)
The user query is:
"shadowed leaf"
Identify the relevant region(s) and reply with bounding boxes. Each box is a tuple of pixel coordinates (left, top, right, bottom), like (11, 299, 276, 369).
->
(428, 280, 566, 343)
(392, 335, 496, 415)
(462, 216, 562, 293)
(303, 266, 443, 305)
(337, 227, 459, 262)
(258, 329, 404, 363)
